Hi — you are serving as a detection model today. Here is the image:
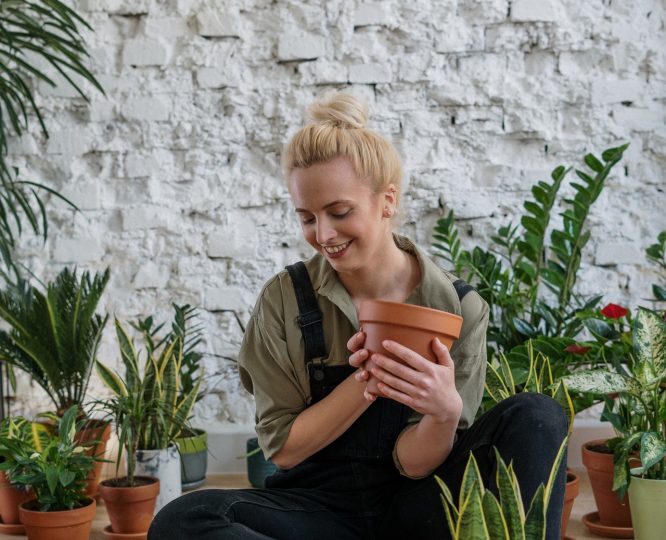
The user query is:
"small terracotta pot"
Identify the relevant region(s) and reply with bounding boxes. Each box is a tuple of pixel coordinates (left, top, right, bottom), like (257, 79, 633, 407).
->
(19, 497, 96, 540)
(358, 300, 463, 395)
(581, 439, 632, 528)
(98, 476, 160, 534)
(560, 469, 580, 538)
(0, 470, 33, 524)
(75, 418, 112, 498)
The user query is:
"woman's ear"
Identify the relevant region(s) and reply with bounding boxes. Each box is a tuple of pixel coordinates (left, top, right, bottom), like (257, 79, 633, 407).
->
(382, 184, 397, 217)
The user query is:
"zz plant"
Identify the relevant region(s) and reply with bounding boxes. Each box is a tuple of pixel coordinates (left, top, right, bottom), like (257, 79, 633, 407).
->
(433, 144, 628, 360)
(437, 438, 568, 540)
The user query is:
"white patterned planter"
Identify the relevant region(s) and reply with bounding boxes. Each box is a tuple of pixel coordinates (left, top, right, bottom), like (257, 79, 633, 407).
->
(134, 444, 181, 513)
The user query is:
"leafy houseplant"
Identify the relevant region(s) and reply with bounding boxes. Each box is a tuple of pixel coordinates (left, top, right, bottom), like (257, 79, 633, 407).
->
(0, 267, 110, 415)
(0, 405, 97, 540)
(0, 0, 104, 276)
(133, 304, 209, 490)
(646, 231, 666, 302)
(96, 318, 200, 515)
(433, 144, 628, 363)
(437, 438, 568, 540)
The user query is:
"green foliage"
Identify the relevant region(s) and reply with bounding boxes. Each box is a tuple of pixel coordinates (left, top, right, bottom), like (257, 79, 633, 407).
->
(437, 438, 568, 540)
(0, 405, 94, 511)
(0, 1, 104, 272)
(0, 267, 109, 414)
(132, 304, 205, 402)
(563, 308, 666, 497)
(96, 318, 200, 486)
(484, 343, 575, 433)
(646, 231, 666, 301)
(433, 144, 628, 360)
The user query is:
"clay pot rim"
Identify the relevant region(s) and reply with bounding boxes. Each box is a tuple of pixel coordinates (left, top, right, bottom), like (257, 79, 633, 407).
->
(100, 475, 160, 489)
(102, 523, 147, 539)
(359, 299, 463, 335)
(19, 497, 96, 527)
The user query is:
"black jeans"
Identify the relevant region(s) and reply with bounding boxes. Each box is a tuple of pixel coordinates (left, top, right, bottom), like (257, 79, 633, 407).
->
(148, 394, 567, 540)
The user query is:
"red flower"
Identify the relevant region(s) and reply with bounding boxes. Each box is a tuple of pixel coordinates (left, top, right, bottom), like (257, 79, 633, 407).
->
(600, 303, 628, 319)
(565, 344, 591, 355)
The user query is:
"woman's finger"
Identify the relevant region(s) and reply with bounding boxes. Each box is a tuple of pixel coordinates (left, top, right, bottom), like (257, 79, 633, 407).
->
(371, 353, 422, 384)
(432, 338, 454, 368)
(381, 340, 431, 372)
(348, 348, 368, 368)
(346, 330, 366, 353)
(370, 364, 418, 396)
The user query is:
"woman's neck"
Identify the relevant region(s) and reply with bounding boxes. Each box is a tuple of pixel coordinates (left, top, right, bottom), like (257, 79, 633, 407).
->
(339, 236, 421, 306)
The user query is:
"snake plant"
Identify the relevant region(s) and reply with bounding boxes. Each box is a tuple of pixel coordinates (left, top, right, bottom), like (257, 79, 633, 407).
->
(96, 319, 200, 486)
(437, 437, 568, 540)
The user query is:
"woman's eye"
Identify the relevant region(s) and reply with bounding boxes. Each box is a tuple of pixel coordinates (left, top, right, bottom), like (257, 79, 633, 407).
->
(302, 217, 315, 225)
(332, 209, 351, 219)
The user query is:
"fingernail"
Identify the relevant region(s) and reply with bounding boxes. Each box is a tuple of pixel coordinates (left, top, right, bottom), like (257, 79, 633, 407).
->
(382, 340, 390, 348)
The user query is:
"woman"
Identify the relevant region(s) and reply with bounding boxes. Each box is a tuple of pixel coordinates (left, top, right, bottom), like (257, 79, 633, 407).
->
(149, 92, 567, 540)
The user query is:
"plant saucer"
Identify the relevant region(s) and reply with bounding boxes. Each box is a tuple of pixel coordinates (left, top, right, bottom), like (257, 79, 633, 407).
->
(582, 511, 634, 539)
(102, 524, 148, 540)
(0, 520, 26, 535)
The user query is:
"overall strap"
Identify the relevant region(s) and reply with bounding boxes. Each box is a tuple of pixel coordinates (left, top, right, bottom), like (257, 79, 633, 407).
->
(285, 262, 328, 372)
(452, 278, 475, 301)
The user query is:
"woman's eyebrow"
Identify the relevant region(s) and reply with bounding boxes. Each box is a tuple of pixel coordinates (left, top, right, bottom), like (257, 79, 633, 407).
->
(295, 200, 354, 213)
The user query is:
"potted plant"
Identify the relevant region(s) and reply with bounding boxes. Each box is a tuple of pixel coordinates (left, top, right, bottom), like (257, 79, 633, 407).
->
(0, 415, 51, 533)
(0, 267, 111, 496)
(484, 344, 578, 538)
(0, 405, 96, 540)
(97, 318, 199, 518)
(135, 304, 209, 490)
(563, 307, 666, 539)
(437, 437, 568, 539)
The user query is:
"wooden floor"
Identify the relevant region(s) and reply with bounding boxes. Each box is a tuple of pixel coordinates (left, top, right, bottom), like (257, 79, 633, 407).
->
(0, 469, 626, 539)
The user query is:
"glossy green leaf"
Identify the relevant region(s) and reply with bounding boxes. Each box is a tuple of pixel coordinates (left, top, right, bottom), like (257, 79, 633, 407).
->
(482, 491, 509, 540)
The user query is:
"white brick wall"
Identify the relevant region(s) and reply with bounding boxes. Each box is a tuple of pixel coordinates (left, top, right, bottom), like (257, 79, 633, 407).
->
(7, 0, 666, 429)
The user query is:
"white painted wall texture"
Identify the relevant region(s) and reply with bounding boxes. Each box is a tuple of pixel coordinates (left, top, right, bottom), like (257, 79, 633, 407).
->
(7, 0, 666, 429)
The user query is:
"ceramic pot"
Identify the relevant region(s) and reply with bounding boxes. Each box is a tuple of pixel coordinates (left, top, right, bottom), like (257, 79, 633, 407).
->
(19, 497, 96, 540)
(134, 444, 180, 513)
(628, 474, 666, 540)
(75, 418, 112, 498)
(175, 428, 208, 490)
(560, 469, 580, 539)
(0, 470, 33, 525)
(246, 437, 277, 488)
(98, 476, 159, 534)
(358, 300, 463, 395)
(581, 439, 632, 527)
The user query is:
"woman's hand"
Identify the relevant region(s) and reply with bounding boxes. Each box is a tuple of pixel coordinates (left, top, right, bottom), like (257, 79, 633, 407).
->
(346, 331, 379, 401)
(368, 338, 463, 423)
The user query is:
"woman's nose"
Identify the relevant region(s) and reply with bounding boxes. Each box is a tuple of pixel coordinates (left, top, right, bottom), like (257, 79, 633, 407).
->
(316, 218, 336, 245)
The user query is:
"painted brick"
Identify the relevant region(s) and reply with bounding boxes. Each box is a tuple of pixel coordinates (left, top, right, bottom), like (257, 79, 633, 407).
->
(204, 287, 250, 312)
(595, 242, 643, 266)
(511, 0, 559, 22)
(53, 237, 104, 263)
(299, 60, 349, 85)
(613, 106, 665, 131)
(122, 38, 169, 66)
(196, 10, 242, 37)
(133, 261, 171, 289)
(592, 79, 644, 104)
(349, 63, 392, 84)
(123, 97, 170, 122)
(354, 3, 393, 27)
(277, 32, 326, 61)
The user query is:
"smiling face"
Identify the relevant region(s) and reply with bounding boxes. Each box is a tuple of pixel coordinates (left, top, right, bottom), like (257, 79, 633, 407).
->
(288, 156, 397, 275)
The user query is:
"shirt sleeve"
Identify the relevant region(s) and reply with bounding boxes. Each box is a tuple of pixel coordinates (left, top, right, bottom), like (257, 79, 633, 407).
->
(238, 284, 308, 460)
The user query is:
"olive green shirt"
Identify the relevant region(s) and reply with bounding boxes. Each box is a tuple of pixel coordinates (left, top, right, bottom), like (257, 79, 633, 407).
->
(238, 236, 489, 464)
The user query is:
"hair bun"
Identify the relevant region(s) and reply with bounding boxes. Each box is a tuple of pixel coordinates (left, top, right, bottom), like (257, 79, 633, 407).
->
(308, 92, 368, 129)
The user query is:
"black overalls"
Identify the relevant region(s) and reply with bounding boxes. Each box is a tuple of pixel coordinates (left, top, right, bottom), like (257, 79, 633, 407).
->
(147, 262, 568, 540)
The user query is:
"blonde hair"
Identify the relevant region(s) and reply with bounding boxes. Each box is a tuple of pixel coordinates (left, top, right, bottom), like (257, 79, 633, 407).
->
(282, 92, 403, 203)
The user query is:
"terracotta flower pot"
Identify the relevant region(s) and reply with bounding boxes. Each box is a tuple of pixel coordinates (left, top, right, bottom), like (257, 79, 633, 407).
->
(581, 439, 632, 528)
(560, 469, 580, 538)
(75, 418, 112, 498)
(0, 470, 33, 525)
(19, 497, 96, 540)
(358, 300, 463, 395)
(98, 476, 160, 534)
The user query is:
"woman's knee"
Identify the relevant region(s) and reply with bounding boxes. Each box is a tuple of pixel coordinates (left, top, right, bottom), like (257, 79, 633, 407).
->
(498, 393, 568, 438)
